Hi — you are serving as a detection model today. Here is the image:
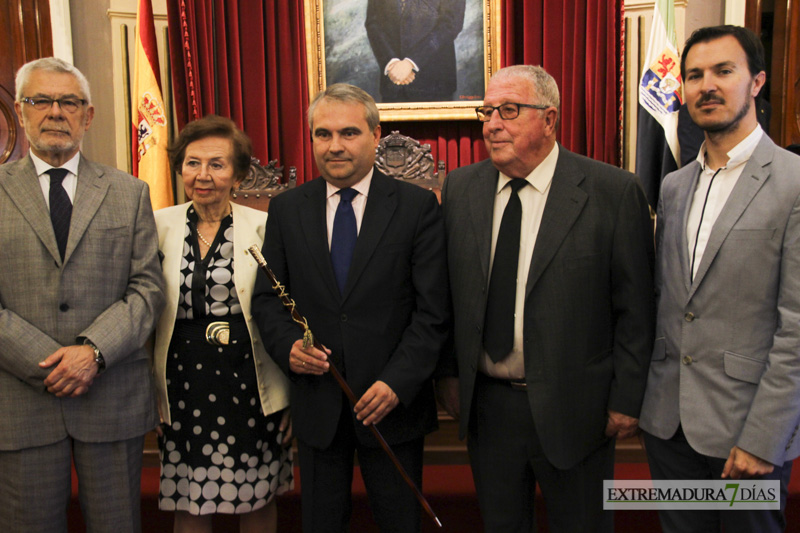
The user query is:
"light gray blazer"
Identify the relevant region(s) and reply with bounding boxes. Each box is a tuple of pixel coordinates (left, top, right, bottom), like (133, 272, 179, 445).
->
(0, 154, 165, 451)
(640, 134, 800, 465)
(153, 201, 289, 425)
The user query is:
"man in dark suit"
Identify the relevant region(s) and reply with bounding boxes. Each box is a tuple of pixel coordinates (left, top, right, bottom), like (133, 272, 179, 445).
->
(0, 58, 164, 532)
(365, 0, 466, 102)
(252, 83, 449, 533)
(436, 65, 655, 532)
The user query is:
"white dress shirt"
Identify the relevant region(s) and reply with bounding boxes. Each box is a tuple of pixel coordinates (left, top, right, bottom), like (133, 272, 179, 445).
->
(31, 151, 81, 208)
(481, 143, 559, 379)
(687, 125, 763, 280)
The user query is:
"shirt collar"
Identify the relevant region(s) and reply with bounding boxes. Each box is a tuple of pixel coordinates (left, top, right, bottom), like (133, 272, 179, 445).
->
(326, 167, 374, 199)
(496, 143, 559, 194)
(695, 125, 763, 172)
(30, 151, 81, 178)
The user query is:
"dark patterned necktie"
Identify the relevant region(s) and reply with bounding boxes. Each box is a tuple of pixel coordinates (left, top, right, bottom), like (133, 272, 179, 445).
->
(330, 188, 358, 294)
(483, 179, 528, 362)
(47, 168, 72, 260)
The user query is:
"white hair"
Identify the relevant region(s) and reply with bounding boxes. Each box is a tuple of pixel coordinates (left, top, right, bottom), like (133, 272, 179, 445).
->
(15, 57, 92, 104)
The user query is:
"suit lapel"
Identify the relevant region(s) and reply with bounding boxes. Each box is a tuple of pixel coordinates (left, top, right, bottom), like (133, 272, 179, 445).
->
(65, 157, 110, 264)
(164, 204, 191, 317)
(467, 161, 498, 283)
(299, 178, 340, 301)
(676, 163, 702, 292)
(232, 202, 258, 318)
(688, 138, 772, 298)
(525, 149, 588, 296)
(344, 171, 397, 301)
(0, 156, 62, 263)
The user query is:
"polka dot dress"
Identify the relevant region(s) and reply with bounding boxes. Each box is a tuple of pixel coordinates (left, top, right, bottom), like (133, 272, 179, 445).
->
(158, 208, 293, 515)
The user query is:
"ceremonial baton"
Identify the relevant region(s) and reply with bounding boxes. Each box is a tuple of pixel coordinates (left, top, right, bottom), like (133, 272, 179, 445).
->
(247, 245, 443, 528)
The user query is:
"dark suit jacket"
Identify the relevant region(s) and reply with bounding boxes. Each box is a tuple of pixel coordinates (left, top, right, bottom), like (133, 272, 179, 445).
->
(442, 147, 655, 469)
(0, 155, 164, 451)
(365, 0, 466, 102)
(252, 170, 450, 450)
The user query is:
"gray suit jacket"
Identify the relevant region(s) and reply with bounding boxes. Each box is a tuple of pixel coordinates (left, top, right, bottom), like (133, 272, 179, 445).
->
(640, 134, 800, 465)
(442, 147, 655, 469)
(0, 154, 165, 450)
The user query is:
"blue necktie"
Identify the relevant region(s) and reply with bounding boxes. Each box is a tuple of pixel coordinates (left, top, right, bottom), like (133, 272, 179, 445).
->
(330, 188, 358, 294)
(47, 168, 72, 260)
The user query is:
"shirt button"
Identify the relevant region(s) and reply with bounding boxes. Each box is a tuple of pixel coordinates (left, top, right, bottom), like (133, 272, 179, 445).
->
(682, 355, 693, 365)
(59, 303, 69, 312)
(684, 312, 695, 322)
(341, 314, 347, 322)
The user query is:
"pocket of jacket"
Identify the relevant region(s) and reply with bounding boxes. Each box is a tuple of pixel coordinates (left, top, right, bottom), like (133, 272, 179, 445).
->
(565, 252, 601, 270)
(651, 337, 666, 361)
(727, 228, 775, 240)
(723, 351, 766, 384)
(90, 225, 130, 240)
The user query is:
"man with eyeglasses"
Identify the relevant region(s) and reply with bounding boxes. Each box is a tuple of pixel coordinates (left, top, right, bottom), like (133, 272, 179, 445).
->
(0, 57, 164, 532)
(436, 65, 654, 532)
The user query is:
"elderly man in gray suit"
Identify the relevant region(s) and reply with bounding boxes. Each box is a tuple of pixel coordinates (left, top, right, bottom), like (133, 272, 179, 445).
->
(437, 65, 655, 532)
(640, 25, 800, 533)
(0, 58, 164, 532)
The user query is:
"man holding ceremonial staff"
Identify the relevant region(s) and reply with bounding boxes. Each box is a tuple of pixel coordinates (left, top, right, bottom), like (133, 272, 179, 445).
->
(252, 83, 449, 533)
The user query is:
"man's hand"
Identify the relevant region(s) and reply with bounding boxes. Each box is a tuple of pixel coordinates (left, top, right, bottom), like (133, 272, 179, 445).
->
(387, 59, 415, 85)
(394, 71, 416, 85)
(289, 338, 330, 375)
(435, 376, 460, 420)
(722, 446, 775, 479)
(604, 410, 639, 439)
(354, 380, 399, 426)
(40, 345, 98, 397)
(279, 408, 293, 446)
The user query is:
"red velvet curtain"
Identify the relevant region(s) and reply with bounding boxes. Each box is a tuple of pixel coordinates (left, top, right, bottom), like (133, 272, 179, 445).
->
(166, 0, 313, 182)
(167, 0, 621, 185)
(503, 0, 622, 164)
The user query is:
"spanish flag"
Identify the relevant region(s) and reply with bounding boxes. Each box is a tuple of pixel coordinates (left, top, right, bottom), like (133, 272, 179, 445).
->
(132, 0, 173, 209)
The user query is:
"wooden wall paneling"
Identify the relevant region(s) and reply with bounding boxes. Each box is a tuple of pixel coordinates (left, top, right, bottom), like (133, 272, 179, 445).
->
(0, 0, 53, 163)
(745, 0, 762, 32)
(782, 0, 800, 146)
(769, 0, 788, 143)
(749, 0, 800, 148)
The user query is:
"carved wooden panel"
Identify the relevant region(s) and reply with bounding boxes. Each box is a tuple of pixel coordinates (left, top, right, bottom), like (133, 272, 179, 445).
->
(375, 131, 445, 201)
(231, 157, 297, 212)
(0, 0, 53, 163)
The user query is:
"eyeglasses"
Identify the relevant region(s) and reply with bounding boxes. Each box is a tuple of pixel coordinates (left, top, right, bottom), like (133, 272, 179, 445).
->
(21, 96, 88, 113)
(475, 103, 549, 122)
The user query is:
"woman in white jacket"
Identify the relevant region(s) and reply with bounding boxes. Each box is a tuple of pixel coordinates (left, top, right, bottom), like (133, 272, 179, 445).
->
(153, 115, 292, 533)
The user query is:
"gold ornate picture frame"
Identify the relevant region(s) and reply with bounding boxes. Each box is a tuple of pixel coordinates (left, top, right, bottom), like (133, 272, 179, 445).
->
(304, 0, 501, 121)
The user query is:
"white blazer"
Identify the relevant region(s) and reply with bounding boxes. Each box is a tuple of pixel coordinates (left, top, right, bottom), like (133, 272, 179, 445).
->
(153, 201, 289, 425)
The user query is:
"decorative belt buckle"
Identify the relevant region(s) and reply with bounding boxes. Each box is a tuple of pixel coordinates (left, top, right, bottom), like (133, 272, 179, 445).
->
(205, 321, 230, 346)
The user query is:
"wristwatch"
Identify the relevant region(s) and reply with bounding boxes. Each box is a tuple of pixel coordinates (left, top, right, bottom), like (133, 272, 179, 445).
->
(85, 340, 106, 373)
